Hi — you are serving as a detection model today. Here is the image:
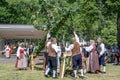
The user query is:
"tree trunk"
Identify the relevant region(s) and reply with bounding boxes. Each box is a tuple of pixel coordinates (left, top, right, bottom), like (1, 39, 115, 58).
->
(117, 7, 120, 50)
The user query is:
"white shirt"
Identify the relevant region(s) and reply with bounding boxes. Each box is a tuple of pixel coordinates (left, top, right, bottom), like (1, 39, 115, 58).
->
(99, 43, 106, 56)
(46, 41, 51, 52)
(16, 47, 21, 57)
(65, 44, 82, 52)
(5, 46, 10, 53)
(46, 42, 51, 47)
(74, 33, 80, 43)
(85, 45, 94, 52)
(16, 47, 26, 58)
(52, 44, 62, 57)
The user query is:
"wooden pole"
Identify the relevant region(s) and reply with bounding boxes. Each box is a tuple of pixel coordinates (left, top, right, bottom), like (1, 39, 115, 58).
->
(30, 54, 34, 70)
(60, 52, 72, 78)
(60, 56, 66, 78)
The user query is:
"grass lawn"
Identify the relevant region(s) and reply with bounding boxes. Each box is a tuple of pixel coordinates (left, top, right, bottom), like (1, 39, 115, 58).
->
(0, 62, 120, 80)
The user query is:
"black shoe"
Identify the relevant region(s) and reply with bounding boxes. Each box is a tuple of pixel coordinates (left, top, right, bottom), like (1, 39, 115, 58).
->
(99, 70, 102, 73)
(45, 74, 49, 78)
(73, 77, 77, 80)
(52, 76, 58, 79)
(101, 72, 106, 74)
(79, 76, 85, 79)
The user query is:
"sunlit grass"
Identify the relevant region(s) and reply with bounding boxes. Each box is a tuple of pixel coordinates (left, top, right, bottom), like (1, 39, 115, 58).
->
(0, 62, 120, 80)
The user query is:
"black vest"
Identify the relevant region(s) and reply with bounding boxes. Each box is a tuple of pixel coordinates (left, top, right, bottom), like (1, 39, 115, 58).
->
(96, 43, 101, 55)
(29, 48, 34, 55)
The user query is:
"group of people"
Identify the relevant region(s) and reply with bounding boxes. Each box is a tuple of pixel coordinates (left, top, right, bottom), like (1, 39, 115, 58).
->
(4, 31, 108, 79)
(106, 45, 120, 65)
(85, 39, 106, 74)
(15, 43, 35, 70)
(44, 32, 107, 79)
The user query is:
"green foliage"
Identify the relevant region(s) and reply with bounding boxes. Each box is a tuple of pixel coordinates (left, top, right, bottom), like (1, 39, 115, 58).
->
(0, 0, 119, 52)
(0, 0, 39, 24)
(33, 37, 46, 54)
(101, 25, 117, 45)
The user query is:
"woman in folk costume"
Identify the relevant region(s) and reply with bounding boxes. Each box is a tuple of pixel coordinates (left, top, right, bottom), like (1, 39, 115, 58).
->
(5, 45, 11, 58)
(15, 43, 27, 70)
(81, 45, 87, 74)
(85, 40, 100, 73)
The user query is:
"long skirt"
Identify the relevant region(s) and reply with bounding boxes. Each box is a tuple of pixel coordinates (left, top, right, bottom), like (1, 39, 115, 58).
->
(17, 54, 27, 69)
(5, 52, 10, 58)
(88, 52, 99, 71)
(82, 56, 86, 69)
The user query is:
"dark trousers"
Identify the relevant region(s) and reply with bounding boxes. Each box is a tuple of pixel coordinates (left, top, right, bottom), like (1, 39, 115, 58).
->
(99, 54, 106, 66)
(44, 52, 49, 66)
(48, 56, 57, 71)
(115, 54, 120, 64)
(27, 56, 31, 67)
(72, 54, 82, 70)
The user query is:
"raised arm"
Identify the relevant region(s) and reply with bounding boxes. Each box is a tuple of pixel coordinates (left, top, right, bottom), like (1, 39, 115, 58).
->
(85, 45, 93, 52)
(74, 31, 80, 43)
(65, 44, 74, 51)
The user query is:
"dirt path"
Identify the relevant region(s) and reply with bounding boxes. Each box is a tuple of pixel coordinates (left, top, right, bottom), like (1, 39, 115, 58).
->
(0, 54, 16, 63)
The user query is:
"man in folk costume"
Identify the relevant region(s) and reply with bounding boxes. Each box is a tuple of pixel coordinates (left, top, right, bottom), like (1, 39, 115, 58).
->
(27, 44, 34, 67)
(56, 45, 62, 74)
(65, 37, 85, 79)
(73, 31, 87, 74)
(16, 43, 27, 70)
(44, 33, 51, 71)
(45, 38, 61, 78)
(97, 38, 106, 73)
(5, 45, 11, 58)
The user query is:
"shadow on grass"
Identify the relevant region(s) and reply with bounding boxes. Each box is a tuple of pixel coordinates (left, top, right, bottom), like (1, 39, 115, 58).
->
(34, 65, 43, 71)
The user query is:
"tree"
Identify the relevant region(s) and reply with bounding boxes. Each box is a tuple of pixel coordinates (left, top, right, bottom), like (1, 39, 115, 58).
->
(32, 0, 120, 52)
(0, 0, 119, 52)
(101, 0, 120, 48)
(117, 7, 120, 50)
(0, 0, 39, 24)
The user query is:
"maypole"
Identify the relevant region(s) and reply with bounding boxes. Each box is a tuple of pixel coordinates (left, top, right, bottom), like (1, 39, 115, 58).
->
(33, 0, 73, 53)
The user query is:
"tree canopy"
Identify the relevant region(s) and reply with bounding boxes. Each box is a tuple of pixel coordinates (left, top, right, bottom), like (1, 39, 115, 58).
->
(0, 0, 120, 52)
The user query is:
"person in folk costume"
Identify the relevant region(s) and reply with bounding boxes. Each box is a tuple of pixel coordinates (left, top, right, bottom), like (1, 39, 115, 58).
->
(97, 38, 106, 73)
(15, 43, 27, 70)
(5, 45, 11, 58)
(44, 33, 51, 71)
(56, 45, 62, 74)
(45, 38, 61, 78)
(65, 37, 85, 79)
(81, 45, 87, 74)
(84, 40, 100, 73)
(73, 31, 87, 74)
(27, 44, 34, 67)
(9, 45, 13, 54)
